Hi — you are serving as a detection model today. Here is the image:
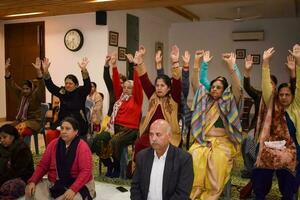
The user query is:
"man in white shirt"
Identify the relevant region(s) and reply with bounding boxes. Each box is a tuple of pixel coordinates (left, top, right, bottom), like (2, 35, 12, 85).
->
(130, 119, 194, 200)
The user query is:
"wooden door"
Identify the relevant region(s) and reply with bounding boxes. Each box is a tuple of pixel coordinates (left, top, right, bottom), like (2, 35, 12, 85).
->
(5, 21, 45, 120)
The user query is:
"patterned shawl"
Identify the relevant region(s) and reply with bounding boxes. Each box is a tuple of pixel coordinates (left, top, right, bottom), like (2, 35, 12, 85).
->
(191, 83, 242, 145)
(255, 93, 296, 171)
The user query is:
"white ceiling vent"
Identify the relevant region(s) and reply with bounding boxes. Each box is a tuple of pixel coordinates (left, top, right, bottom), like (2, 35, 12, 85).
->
(232, 31, 264, 41)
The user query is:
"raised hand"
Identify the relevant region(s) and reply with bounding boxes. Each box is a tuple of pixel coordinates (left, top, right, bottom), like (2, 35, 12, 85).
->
(125, 53, 134, 63)
(133, 50, 144, 65)
(194, 50, 204, 67)
(286, 55, 296, 71)
(32, 57, 41, 70)
(203, 51, 213, 63)
(170, 45, 179, 63)
(244, 55, 253, 77)
(155, 50, 162, 65)
(5, 58, 10, 70)
(109, 52, 117, 67)
(139, 45, 146, 58)
(289, 44, 300, 64)
(263, 47, 275, 65)
(222, 53, 236, 71)
(78, 57, 89, 71)
(155, 50, 163, 70)
(182, 50, 190, 66)
(105, 55, 111, 66)
(42, 58, 51, 73)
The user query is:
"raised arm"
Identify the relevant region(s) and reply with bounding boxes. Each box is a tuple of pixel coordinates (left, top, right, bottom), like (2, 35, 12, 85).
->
(155, 50, 164, 76)
(289, 44, 300, 106)
(77, 57, 91, 96)
(126, 53, 135, 80)
(42, 58, 62, 97)
(132, 68, 143, 105)
(170, 45, 182, 103)
(31, 57, 45, 101)
(286, 54, 296, 93)
(5, 58, 22, 96)
(244, 55, 261, 100)
(261, 48, 276, 105)
(191, 50, 204, 94)
(200, 51, 213, 91)
(103, 55, 115, 116)
(110, 52, 123, 100)
(222, 53, 242, 103)
(182, 50, 190, 98)
(135, 47, 155, 99)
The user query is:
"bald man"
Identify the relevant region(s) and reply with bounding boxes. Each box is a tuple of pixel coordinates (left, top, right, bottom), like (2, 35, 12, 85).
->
(130, 119, 193, 200)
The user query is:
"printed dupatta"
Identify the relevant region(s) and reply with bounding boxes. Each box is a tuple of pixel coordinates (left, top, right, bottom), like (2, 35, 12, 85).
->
(191, 83, 242, 146)
(255, 93, 296, 171)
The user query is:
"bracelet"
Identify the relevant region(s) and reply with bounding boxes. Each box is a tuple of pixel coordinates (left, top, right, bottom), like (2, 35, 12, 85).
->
(172, 61, 179, 65)
(137, 62, 144, 66)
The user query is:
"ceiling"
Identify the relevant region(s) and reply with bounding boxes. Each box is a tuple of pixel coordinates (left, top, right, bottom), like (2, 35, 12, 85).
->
(0, 0, 299, 22)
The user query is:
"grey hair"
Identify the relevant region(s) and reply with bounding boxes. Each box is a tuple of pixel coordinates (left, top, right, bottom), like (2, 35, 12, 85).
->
(125, 80, 133, 87)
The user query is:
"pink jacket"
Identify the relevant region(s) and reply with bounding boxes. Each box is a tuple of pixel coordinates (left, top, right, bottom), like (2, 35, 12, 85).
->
(28, 138, 93, 193)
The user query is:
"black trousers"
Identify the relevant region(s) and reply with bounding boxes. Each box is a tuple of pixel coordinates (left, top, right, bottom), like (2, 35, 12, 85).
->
(252, 168, 297, 200)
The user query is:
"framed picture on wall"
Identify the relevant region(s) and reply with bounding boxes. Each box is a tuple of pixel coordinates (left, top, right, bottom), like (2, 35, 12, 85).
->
(252, 54, 261, 65)
(118, 47, 127, 61)
(236, 49, 246, 59)
(109, 31, 118, 47)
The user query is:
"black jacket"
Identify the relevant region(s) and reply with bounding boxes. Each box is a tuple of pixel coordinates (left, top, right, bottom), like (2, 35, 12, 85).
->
(0, 139, 34, 185)
(130, 144, 194, 200)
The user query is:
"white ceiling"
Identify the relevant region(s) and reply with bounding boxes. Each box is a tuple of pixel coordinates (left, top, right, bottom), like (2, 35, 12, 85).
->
(143, 0, 299, 23)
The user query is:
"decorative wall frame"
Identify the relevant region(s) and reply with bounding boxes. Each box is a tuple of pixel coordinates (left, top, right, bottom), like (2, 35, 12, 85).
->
(109, 31, 118, 47)
(252, 54, 261, 65)
(118, 47, 127, 61)
(236, 49, 246, 59)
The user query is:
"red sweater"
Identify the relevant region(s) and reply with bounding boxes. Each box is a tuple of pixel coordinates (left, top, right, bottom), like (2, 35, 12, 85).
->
(112, 67, 143, 129)
(28, 138, 93, 193)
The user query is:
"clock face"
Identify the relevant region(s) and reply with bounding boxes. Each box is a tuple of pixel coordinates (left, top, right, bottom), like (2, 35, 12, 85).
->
(64, 29, 84, 51)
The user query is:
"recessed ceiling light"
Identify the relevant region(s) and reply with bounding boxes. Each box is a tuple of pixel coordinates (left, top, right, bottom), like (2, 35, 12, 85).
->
(5, 12, 45, 18)
(90, 0, 115, 2)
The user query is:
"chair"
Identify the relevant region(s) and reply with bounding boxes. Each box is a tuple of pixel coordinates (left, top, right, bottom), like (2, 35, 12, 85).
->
(33, 103, 49, 155)
(241, 97, 254, 131)
(85, 99, 94, 135)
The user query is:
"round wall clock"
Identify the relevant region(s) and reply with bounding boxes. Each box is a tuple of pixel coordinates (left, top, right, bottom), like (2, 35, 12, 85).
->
(64, 29, 84, 51)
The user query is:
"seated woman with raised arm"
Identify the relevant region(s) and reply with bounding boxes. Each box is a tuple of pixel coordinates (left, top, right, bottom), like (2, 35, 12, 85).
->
(133, 45, 182, 159)
(26, 117, 95, 200)
(41, 58, 91, 139)
(0, 124, 34, 199)
(252, 46, 300, 200)
(189, 51, 243, 200)
(86, 81, 103, 132)
(5, 58, 45, 146)
(101, 51, 143, 178)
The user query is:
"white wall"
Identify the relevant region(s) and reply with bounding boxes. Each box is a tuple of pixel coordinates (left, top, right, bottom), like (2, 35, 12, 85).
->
(0, 10, 172, 118)
(169, 18, 300, 98)
(0, 13, 108, 118)
(107, 10, 171, 113)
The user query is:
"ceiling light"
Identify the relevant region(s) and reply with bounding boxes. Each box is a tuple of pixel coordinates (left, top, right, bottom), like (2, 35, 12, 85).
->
(90, 0, 115, 2)
(5, 12, 45, 18)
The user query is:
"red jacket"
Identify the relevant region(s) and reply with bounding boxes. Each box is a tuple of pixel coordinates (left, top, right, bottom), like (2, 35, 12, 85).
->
(112, 67, 143, 129)
(28, 138, 93, 193)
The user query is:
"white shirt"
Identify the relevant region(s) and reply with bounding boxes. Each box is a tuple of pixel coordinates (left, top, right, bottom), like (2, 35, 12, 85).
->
(147, 145, 169, 200)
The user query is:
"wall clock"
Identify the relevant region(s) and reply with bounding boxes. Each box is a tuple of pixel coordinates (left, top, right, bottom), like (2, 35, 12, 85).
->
(64, 29, 84, 51)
